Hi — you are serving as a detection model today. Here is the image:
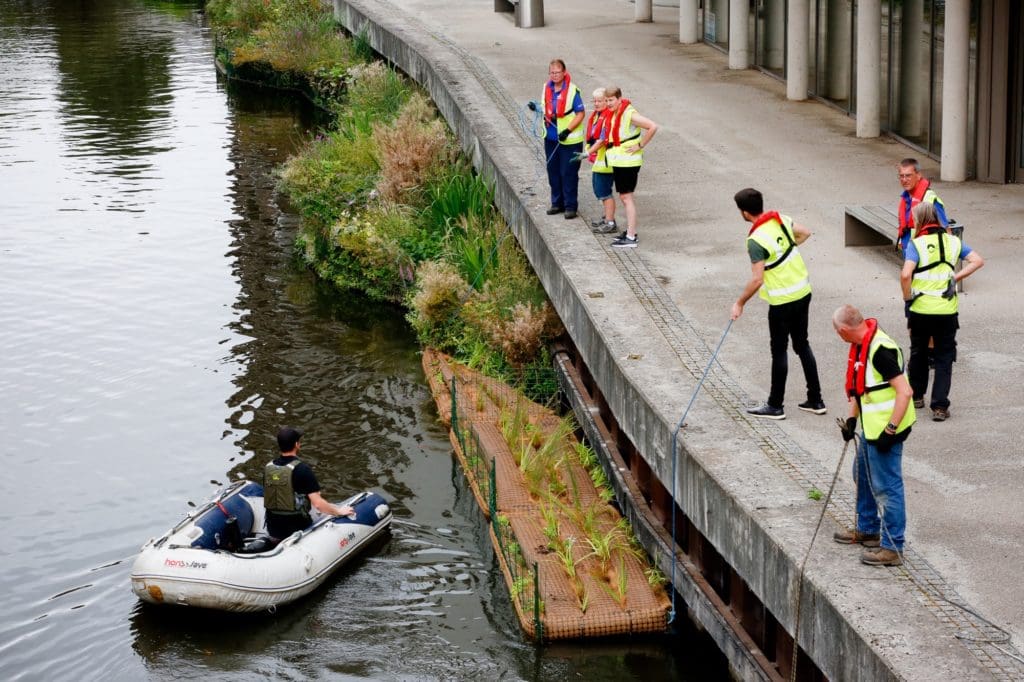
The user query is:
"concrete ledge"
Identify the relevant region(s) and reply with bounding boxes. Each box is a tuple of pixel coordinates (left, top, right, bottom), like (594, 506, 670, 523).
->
(331, 1, 990, 679)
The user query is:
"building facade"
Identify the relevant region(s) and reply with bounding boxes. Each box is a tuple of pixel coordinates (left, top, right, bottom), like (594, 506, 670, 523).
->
(677, 0, 1023, 183)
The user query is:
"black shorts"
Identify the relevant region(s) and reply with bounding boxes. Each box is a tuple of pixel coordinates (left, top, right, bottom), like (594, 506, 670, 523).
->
(612, 166, 640, 194)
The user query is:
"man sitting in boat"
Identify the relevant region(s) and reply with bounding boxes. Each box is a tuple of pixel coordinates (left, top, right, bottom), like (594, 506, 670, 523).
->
(264, 427, 354, 541)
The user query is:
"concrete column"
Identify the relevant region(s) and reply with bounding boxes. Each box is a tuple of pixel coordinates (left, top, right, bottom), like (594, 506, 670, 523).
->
(679, 0, 700, 44)
(827, 0, 852, 101)
(941, 0, 970, 180)
(899, 0, 925, 136)
(636, 0, 653, 23)
(729, 0, 749, 69)
(856, 0, 881, 137)
(787, 0, 809, 100)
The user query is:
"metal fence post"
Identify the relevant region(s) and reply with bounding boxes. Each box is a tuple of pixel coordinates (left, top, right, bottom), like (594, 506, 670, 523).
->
(533, 561, 542, 640)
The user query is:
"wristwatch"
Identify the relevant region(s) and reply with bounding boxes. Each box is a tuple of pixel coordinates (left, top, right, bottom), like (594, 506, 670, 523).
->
(885, 422, 898, 433)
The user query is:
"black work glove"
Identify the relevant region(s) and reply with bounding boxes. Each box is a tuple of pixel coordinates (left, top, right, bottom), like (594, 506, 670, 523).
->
(526, 101, 538, 112)
(558, 129, 570, 141)
(874, 430, 896, 453)
(837, 417, 857, 442)
(941, 279, 957, 300)
(904, 299, 912, 318)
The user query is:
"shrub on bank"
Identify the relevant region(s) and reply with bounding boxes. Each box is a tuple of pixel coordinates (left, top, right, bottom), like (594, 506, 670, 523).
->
(208, 0, 360, 75)
(212, 0, 563, 397)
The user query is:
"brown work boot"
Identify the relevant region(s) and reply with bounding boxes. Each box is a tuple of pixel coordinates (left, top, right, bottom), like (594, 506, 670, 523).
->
(932, 407, 950, 422)
(832, 528, 881, 547)
(860, 547, 903, 566)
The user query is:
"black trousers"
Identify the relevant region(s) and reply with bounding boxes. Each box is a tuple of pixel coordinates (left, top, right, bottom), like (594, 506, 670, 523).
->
(767, 294, 822, 408)
(908, 312, 958, 409)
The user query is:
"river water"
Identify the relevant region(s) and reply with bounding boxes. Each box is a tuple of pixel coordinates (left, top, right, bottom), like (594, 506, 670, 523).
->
(0, 2, 725, 680)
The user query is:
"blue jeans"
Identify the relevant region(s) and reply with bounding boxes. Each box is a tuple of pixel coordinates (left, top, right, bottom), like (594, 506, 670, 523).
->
(592, 171, 614, 201)
(854, 436, 906, 551)
(544, 139, 582, 211)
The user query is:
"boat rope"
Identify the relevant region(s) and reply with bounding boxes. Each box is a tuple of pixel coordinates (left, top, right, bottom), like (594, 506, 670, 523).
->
(518, 100, 564, 190)
(789, 432, 1020, 680)
(667, 318, 732, 624)
(789, 434, 852, 681)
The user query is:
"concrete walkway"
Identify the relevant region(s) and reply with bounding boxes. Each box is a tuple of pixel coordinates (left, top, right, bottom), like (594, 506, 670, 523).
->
(373, 0, 1024, 676)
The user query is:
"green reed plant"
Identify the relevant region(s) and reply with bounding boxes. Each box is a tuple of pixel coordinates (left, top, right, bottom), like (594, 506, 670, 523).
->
(585, 525, 623, 575)
(615, 555, 628, 605)
(553, 536, 577, 580)
(346, 61, 411, 123)
(540, 503, 560, 548)
(426, 166, 495, 232)
(644, 564, 667, 588)
(448, 217, 501, 291)
(352, 26, 375, 62)
(573, 442, 597, 469)
(533, 415, 575, 465)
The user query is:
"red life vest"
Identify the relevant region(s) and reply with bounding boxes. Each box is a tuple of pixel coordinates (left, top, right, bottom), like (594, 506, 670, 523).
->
(845, 318, 879, 398)
(897, 178, 932, 243)
(609, 98, 633, 147)
(914, 222, 943, 239)
(747, 210, 783, 237)
(586, 109, 611, 144)
(544, 73, 573, 124)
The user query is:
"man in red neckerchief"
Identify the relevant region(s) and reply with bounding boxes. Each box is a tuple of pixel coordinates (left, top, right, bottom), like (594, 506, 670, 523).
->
(896, 158, 948, 254)
(832, 304, 915, 567)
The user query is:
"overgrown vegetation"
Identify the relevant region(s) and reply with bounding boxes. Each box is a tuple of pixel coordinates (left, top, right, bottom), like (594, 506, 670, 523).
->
(207, 0, 563, 397)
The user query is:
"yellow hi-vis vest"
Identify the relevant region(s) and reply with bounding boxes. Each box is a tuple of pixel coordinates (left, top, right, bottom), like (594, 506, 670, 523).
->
(585, 112, 613, 174)
(747, 215, 811, 305)
(857, 329, 916, 440)
(542, 82, 585, 146)
(605, 105, 643, 168)
(909, 232, 960, 315)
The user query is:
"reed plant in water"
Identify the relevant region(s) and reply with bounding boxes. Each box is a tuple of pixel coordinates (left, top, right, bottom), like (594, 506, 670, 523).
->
(585, 525, 623, 577)
(615, 554, 628, 605)
(553, 536, 577, 580)
(540, 503, 560, 549)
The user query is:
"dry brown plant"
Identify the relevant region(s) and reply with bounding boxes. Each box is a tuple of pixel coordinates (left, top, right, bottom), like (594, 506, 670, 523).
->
(373, 93, 454, 201)
(410, 260, 468, 326)
(492, 302, 547, 367)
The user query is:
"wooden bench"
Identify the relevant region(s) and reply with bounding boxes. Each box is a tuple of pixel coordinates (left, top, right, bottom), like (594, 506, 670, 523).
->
(844, 205, 966, 290)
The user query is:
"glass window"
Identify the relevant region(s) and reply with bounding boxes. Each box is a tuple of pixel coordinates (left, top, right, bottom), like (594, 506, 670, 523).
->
(809, 0, 854, 112)
(882, 0, 979, 161)
(704, 0, 731, 52)
(753, 0, 787, 79)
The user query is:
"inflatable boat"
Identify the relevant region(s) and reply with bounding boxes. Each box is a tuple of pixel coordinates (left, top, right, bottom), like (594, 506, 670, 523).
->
(130, 480, 391, 612)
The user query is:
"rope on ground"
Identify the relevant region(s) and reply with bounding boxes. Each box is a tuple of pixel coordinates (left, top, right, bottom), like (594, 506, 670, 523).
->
(857, 436, 1020, 666)
(667, 318, 733, 624)
(789, 435, 853, 682)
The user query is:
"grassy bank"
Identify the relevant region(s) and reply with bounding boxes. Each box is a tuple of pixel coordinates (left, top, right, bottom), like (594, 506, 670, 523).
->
(207, 0, 562, 399)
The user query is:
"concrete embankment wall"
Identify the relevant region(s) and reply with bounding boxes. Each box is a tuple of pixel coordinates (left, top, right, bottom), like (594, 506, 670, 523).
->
(330, 2, 988, 679)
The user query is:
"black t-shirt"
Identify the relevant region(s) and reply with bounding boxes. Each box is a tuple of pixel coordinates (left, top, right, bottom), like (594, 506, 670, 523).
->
(871, 347, 902, 381)
(266, 456, 320, 539)
(865, 346, 912, 443)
